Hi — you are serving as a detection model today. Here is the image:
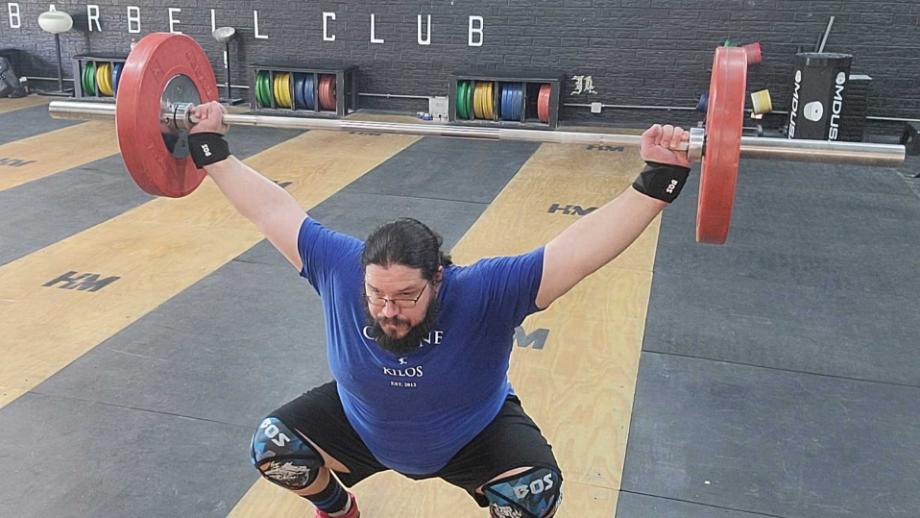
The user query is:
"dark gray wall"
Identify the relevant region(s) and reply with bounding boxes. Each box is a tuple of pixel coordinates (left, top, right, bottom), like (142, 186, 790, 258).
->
(3, 1, 918, 133)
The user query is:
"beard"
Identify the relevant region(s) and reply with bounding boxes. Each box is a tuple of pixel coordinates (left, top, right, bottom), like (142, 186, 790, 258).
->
(364, 297, 440, 355)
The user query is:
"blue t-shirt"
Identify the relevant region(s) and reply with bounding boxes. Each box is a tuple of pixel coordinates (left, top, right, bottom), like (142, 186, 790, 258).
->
(297, 217, 544, 474)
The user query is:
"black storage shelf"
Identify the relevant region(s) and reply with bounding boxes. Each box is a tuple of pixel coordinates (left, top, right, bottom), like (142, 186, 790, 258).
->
(449, 73, 563, 129)
(250, 64, 358, 118)
(72, 54, 127, 100)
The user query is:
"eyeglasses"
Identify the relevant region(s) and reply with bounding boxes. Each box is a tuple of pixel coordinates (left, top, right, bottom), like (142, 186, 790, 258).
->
(365, 283, 428, 309)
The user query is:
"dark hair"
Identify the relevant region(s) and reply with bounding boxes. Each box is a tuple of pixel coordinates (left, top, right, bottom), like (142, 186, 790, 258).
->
(362, 218, 452, 281)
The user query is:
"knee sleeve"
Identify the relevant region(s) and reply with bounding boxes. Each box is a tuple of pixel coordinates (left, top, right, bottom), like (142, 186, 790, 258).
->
(250, 416, 324, 490)
(484, 467, 562, 518)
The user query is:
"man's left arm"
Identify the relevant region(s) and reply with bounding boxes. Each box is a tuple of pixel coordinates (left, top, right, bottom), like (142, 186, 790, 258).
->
(535, 124, 691, 309)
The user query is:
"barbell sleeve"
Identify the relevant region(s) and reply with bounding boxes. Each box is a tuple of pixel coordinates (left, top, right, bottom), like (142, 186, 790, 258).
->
(738, 136, 904, 166)
(48, 100, 905, 167)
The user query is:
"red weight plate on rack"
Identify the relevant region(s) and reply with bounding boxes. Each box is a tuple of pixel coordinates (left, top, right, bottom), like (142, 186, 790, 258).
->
(116, 33, 219, 197)
(537, 84, 551, 123)
(318, 75, 337, 111)
(696, 47, 747, 244)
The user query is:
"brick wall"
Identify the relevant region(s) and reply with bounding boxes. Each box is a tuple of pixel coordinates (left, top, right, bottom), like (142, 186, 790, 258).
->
(2, 1, 918, 134)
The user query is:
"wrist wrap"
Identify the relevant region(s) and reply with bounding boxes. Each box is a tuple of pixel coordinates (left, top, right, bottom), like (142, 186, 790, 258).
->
(188, 132, 231, 168)
(632, 161, 691, 203)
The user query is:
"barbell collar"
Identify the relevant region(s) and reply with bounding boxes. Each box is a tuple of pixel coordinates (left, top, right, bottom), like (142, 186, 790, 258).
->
(688, 127, 705, 163)
(169, 103, 195, 132)
(48, 100, 905, 167)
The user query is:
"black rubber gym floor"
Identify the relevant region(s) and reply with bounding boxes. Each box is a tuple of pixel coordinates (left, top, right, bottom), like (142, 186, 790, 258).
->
(621, 156, 920, 517)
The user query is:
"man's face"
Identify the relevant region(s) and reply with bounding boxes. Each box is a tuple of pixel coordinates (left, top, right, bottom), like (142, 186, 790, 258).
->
(363, 263, 440, 354)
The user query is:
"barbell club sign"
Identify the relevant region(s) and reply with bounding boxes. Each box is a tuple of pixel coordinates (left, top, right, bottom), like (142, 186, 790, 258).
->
(4, 3, 488, 47)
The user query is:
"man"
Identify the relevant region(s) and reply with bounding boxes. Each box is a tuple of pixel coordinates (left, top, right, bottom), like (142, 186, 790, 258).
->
(186, 102, 691, 518)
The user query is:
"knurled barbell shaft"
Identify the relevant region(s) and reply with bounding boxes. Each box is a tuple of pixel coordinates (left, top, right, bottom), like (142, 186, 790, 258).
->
(48, 100, 905, 167)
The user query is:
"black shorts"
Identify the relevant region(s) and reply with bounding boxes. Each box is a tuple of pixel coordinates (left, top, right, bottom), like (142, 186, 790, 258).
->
(268, 381, 561, 507)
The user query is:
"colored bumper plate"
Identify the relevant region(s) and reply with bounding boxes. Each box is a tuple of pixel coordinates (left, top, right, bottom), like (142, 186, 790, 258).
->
(537, 84, 551, 123)
(112, 62, 123, 95)
(116, 33, 219, 197)
(318, 75, 336, 110)
(696, 47, 747, 244)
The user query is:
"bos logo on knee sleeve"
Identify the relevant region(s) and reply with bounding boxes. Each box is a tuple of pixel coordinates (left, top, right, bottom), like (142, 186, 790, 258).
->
(484, 467, 562, 518)
(250, 417, 323, 490)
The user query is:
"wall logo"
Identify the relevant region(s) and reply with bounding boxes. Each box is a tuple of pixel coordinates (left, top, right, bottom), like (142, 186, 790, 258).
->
(4, 3, 489, 47)
(571, 75, 597, 95)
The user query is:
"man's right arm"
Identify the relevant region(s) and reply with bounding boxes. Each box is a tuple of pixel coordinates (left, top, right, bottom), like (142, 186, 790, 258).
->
(204, 157, 307, 271)
(188, 101, 307, 271)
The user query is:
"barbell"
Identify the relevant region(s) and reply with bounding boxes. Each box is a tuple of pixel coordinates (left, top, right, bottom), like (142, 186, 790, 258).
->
(48, 33, 905, 244)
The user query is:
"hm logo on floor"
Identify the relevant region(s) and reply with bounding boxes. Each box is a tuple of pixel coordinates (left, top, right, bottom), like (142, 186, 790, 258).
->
(515, 327, 549, 350)
(43, 271, 121, 292)
(0, 157, 37, 167)
(548, 203, 596, 216)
